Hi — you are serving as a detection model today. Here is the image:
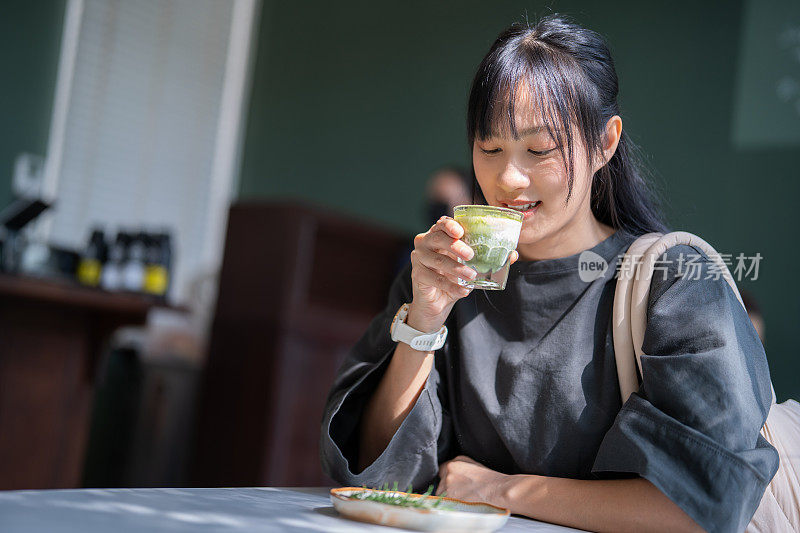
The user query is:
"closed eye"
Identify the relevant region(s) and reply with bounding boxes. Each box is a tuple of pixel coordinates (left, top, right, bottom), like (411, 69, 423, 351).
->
(480, 147, 501, 154)
(529, 148, 555, 156)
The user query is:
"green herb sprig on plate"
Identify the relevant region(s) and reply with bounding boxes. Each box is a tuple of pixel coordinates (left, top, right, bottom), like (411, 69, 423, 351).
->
(348, 482, 451, 510)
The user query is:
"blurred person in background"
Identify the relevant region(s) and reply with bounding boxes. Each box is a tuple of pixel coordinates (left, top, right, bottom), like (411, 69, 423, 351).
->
(395, 166, 473, 276)
(425, 166, 472, 225)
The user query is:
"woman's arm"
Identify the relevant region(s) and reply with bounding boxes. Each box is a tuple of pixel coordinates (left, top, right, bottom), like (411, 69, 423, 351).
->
(358, 336, 434, 471)
(437, 455, 704, 533)
(359, 217, 476, 471)
(498, 474, 704, 533)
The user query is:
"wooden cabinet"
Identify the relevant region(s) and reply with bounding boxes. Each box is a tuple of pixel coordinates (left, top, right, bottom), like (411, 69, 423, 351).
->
(192, 201, 408, 486)
(0, 275, 161, 489)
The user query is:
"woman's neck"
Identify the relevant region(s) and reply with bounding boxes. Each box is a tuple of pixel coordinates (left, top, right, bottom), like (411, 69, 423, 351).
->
(516, 210, 616, 262)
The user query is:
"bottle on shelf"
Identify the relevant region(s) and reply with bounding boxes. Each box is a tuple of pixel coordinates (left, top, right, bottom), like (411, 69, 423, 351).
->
(143, 231, 170, 297)
(122, 231, 146, 292)
(101, 230, 129, 291)
(76, 228, 108, 287)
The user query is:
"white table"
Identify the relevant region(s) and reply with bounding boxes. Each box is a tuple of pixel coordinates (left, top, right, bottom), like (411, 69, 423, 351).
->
(0, 486, 589, 532)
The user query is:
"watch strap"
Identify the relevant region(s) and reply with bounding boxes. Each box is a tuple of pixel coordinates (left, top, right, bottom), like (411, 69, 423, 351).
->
(390, 303, 448, 351)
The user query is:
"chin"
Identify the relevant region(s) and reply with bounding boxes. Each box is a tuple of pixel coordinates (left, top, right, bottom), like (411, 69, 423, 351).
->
(517, 223, 545, 246)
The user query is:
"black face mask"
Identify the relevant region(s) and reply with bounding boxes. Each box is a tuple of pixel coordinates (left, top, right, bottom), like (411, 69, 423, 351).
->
(427, 201, 450, 226)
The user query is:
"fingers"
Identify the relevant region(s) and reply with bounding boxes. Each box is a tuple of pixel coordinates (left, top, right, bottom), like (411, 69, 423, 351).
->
(509, 250, 519, 265)
(414, 247, 477, 283)
(411, 217, 479, 300)
(434, 216, 464, 240)
(410, 256, 472, 299)
(436, 462, 448, 496)
(416, 218, 474, 262)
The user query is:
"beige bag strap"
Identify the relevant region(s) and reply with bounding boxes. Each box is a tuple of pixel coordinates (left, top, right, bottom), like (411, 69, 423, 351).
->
(612, 232, 662, 404)
(611, 231, 773, 405)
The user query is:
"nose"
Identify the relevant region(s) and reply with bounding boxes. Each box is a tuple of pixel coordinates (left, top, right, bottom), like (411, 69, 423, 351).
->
(496, 161, 530, 194)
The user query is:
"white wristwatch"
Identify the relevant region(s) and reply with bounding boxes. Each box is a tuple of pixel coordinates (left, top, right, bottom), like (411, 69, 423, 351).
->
(390, 303, 448, 351)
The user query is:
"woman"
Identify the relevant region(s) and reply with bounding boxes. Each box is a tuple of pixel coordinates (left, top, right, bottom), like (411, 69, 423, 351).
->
(319, 14, 777, 533)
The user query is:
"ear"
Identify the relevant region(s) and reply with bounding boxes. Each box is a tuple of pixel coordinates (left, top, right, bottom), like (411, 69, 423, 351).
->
(593, 115, 622, 173)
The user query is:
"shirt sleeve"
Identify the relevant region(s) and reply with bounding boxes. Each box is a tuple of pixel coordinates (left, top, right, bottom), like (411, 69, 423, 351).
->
(592, 244, 779, 533)
(319, 262, 455, 491)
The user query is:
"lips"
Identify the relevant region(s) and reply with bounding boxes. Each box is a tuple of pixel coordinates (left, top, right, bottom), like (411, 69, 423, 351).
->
(503, 200, 541, 211)
(501, 200, 541, 220)
(508, 200, 542, 212)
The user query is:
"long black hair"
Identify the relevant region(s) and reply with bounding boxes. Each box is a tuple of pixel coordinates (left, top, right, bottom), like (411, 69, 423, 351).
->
(466, 14, 668, 236)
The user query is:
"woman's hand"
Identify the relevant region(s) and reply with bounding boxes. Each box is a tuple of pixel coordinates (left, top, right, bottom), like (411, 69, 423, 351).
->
(407, 216, 518, 333)
(406, 216, 476, 332)
(435, 455, 511, 508)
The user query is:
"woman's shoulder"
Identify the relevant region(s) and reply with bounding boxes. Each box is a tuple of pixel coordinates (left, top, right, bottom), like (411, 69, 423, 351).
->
(634, 231, 740, 312)
(622, 230, 724, 269)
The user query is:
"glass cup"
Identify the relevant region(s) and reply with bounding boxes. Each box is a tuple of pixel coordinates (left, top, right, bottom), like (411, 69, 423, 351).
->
(453, 205, 523, 290)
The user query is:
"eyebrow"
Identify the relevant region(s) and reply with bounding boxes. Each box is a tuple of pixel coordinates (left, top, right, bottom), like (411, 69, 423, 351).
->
(480, 124, 561, 142)
(517, 125, 552, 136)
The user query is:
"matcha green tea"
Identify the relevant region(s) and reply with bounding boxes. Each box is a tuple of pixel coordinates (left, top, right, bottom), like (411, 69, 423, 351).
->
(454, 205, 523, 290)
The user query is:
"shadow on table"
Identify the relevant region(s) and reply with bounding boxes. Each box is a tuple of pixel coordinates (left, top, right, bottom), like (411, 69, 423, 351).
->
(312, 506, 341, 519)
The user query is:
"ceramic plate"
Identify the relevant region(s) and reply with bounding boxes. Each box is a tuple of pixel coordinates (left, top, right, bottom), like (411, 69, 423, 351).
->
(330, 487, 510, 532)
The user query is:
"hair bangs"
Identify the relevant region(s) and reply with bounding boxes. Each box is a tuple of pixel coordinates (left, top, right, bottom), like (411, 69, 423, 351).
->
(468, 44, 587, 202)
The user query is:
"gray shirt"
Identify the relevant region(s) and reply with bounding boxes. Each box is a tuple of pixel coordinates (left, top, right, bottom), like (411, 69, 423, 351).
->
(319, 229, 778, 533)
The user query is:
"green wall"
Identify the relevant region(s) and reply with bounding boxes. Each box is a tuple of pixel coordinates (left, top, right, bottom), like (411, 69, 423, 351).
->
(239, 0, 799, 401)
(0, 0, 66, 209)
(3, 1, 797, 401)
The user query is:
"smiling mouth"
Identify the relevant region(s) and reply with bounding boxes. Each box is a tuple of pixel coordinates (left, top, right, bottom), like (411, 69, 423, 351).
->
(503, 201, 541, 211)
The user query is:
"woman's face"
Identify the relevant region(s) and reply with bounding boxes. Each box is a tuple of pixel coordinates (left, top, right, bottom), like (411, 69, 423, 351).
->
(472, 92, 618, 257)
(472, 85, 622, 259)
